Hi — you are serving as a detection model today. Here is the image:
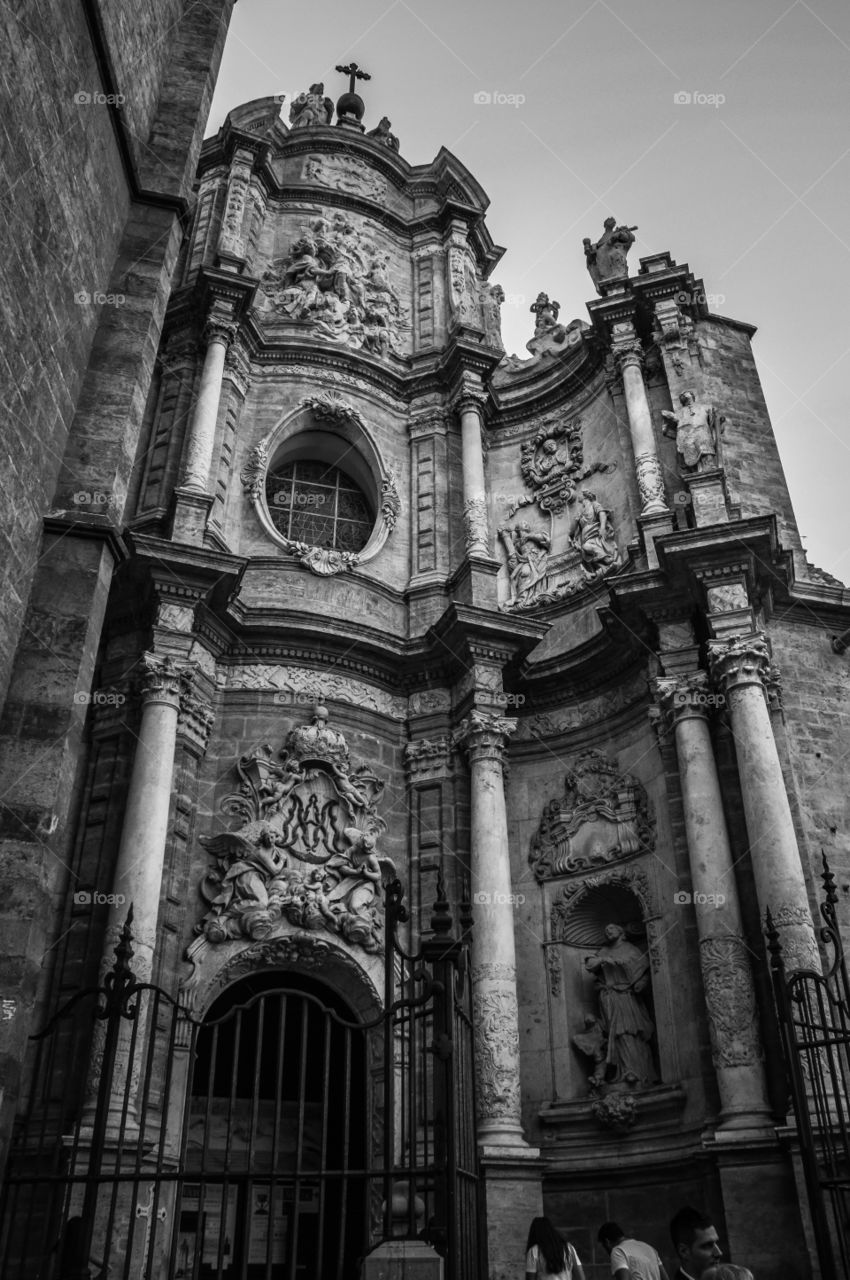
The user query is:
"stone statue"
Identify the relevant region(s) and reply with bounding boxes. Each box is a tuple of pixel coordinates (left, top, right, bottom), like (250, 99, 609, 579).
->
(661, 390, 724, 472)
(584, 923, 656, 1088)
(498, 522, 551, 606)
(572, 1014, 607, 1088)
(530, 291, 560, 336)
(289, 83, 334, 129)
(482, 283, 505, 351)
(570, 490, 624, 580)
(584, 218, 638, 293)
(367, 116, 400, 150)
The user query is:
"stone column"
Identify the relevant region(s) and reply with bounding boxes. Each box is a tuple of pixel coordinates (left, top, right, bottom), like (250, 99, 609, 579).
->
(614, 342, 669, 516)
(455, 384, 490, 556)
(709, 634, 820, 972)
(104, 654, 188, 980)
(180, 310, 237, 494)
(656, 673, 772, 1132)
(453, 711, 526, 1147)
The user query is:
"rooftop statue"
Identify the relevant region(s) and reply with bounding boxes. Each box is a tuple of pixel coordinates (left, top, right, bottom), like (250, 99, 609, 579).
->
(584, 218, 638, 294)
(289, 83, 334, 128)
(367, 116, 400, 150)
(661, 390, 725, 472)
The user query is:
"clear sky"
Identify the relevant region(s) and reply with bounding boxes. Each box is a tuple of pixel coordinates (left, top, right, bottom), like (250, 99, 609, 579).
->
(208, 0, 850, 580)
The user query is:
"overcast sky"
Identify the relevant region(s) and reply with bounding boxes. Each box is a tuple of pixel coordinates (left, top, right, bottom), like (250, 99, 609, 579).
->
(208, 0, 850, 580)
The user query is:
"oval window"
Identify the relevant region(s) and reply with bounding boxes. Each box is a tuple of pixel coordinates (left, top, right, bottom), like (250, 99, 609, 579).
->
(265, 459, 374, 554)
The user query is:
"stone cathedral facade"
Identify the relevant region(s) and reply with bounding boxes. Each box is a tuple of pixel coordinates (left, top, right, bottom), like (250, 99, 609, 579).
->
(3, 32, 850, 1280)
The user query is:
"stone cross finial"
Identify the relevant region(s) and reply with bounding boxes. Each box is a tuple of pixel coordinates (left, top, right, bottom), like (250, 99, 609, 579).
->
(336, 61, 372, 93)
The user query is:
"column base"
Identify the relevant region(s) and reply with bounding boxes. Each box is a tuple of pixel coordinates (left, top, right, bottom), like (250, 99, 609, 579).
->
(361, 1241, 443, 1280)
(638, 510, 674, 569)
(448, 554, 501, 608)
(479, 1146, 544, 1280)
(171, 487, 215, 545)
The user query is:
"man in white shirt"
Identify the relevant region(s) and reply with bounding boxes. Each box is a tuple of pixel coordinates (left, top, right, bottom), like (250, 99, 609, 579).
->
(598, 1222, 669, 1280)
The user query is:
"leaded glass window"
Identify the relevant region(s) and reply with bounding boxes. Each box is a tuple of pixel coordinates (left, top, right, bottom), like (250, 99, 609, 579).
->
(266, 460, 373, 553)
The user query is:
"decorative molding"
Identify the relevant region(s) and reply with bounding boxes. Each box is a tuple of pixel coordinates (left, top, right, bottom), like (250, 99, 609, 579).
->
(463, 496, 489, 552)
(178, 690, 215, 756)
(708, 632, 771, 697)
(472, 987, 522, 1120)
(530, 750, 654, 881)
(222, 664, 408, 720)
(551, 865, 655, 943)
(404, 737, 451, 779)
(634, 452, 666, 511)
(699, 934, 763, 1068)
(452, 712, 516, 759)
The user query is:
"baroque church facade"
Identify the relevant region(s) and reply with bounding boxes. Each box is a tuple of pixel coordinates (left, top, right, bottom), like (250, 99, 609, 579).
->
(2, 9, 850, 1280)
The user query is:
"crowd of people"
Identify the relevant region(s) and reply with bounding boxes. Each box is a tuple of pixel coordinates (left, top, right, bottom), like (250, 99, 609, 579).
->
(525, 1207, 754, 1280)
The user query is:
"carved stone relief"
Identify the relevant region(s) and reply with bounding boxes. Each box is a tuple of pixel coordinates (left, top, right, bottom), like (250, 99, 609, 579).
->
(303, 153, 387, 200)
(196, 708, 393, 954)
(472, 987, 522, 1120)
(258, 211, 409, 356)
(699, 935, 763, 1069)
(530, 751, 654, 880)
(220, 665, 408, 720)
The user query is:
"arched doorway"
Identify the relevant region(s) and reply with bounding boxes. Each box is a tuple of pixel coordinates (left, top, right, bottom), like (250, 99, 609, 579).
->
(175, 970, 368, 1280)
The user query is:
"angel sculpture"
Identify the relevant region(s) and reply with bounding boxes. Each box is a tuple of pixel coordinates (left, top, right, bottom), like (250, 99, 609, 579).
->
(200, 826, 295, 942)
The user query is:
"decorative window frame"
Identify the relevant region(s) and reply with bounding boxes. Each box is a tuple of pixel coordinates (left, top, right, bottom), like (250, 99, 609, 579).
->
(240, 391, 400, 576)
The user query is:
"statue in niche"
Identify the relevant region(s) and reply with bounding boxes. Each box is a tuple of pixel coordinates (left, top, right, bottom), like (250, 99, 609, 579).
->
(582, 924, 656, 1089)
(481, 283, 505, 352)
(570, 490, 625, 580)
(661, 390, 725, 472)
(498, 522, 551, 606)
(366, 116, 400, 150)
(197, 707, 395, 952)
(584, 218, 638, 294)
(289, 84, 334, 128)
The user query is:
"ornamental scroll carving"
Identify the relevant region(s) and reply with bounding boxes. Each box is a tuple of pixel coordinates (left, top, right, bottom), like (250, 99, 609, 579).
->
(472, 987, 522, 1119)
(699, 935, 763, 1068)
(530, 751, 654, 881)
(196, 707, 394, 953)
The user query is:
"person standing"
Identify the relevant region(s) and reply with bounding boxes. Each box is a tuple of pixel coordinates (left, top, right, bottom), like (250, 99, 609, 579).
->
(598, 1222, 669, 1280)
(670, 1207, 723, 1280)
(525, 1217, 586, 1280)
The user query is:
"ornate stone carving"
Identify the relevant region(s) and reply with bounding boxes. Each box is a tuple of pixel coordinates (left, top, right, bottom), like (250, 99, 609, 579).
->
(380, 470, 401, 531)
(178, 690, 215, 756)
(634, 452, 667, 511)
(223, 343, 252, 397)
(581, 924, 656, 1089)
(706, 583, 748, 614)
(583, 219, 638, 294)
(203, 308, 239, 349)
(518, 414, 590, 515)
(289, 85, 334, 129)
(463, 496, 489, 552)
(299, 390, 365, 428)
(498, 522, 551, 607)
(156, 601, 194, 632)
(219, 153, 253, 258)
(546, 945, 562, 998)
(448, 246, 483, 329)
(471, 962, 517, 985)
(258, 211, 406, 355)
(481, 283, 505, 351)
(530, 292, 560, 336)
(551, 866, 655, 942)
(366, 116, 399, 150)
(769, 903, 821, 973)
(708, 633, 771, 696)
(662, 391, 725, 473)
(590, 1090, 638, 1132)
(408, 688, 452, 716)
(472, 987, 522, 1120)
(197, 707, 393, 953)
(139, 653, 190, 708)
(699, 935, 763, 1068)
(239, 438, 268, 501)
(222, 665, 407, 720)
(303, 153, 386, 200)
(452, 712, 516, 758)
(404, 738, 450, 779)
(569, 489, 626, 581)
(530, 751, 653, 881)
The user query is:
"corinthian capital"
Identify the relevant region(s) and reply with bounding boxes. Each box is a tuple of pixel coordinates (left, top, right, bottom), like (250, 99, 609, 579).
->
(612, 337, 644, 374)
(203, 304, 239, 349)
(452, 376, 489, 418)
(654, 672, 718, 729)
(138, 654, 194, 710)
(708, 633, 771, 697)
(452, 711, 516, 760)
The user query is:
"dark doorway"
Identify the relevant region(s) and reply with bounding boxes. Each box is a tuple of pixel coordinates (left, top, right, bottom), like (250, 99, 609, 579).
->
(178, 971, 368, 1280)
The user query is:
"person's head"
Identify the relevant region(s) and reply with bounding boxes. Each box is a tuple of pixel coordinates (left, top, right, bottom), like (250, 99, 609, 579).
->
(604, 216, 616, 230)
(526, 1217, 569, 1274)
(670, 1207, 722, 1278)
(680, 390, 695, 405)
(702, 1266, 753, 1280)
(605, 922, 624, 942)
(598, 1222, 625, 1255)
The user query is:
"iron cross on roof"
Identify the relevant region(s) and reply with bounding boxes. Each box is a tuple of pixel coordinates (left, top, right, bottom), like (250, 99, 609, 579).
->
(335, 62, 372, 94)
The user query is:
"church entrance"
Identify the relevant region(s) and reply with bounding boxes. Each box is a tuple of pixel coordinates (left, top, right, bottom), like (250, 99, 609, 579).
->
(178, 971, 369, 1280)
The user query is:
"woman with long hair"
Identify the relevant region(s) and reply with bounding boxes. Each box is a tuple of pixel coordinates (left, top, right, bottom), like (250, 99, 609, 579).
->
(525, 1216, 586, 1280)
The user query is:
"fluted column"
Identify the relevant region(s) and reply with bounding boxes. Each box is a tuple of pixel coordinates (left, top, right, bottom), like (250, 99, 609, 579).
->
(709, 634, 820, 972)
(455, 384, 490, 556)
(615, 342, 669, 515)
(656, 674, 772, 1131)
(180, 310, 238, 493)
(453, 711, 527, 1147)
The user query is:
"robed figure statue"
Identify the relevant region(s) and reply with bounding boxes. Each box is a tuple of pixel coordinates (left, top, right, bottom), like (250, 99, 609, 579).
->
(584, 923, 656, 1088)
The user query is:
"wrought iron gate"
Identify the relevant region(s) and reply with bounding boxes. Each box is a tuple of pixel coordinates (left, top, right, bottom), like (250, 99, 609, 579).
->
(768, 855, 850, 1280)
(0, 877, 482, 1280)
